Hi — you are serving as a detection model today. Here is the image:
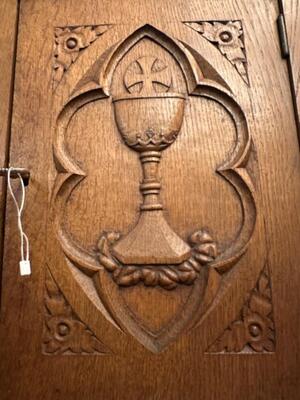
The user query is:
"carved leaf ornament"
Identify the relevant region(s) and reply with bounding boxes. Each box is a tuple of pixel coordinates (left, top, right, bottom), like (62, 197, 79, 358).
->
(53, 25, 111, 88)
(207, 266, 275, 353)
(43, 269, 110, 355)
(98, 230, 217, 290)
(184, 21, 249, 84)
(48, 24, 262, 352)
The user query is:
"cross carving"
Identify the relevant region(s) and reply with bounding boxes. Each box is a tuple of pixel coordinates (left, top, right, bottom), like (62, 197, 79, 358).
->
(124, 56, 172, 94)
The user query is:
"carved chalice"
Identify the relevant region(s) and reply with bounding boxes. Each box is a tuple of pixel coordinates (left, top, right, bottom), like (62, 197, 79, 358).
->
(97, 56, 217, 289)
(112, 56, 191, 265)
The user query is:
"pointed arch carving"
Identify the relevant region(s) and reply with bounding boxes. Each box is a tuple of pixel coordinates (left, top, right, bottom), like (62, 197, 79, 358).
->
(48, 24, 258, 352)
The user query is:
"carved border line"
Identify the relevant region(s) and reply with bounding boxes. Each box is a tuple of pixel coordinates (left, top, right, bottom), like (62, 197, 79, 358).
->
(53, 24, 112, 90)
(184, 20, 249, 85)
(206, 264, 275, 353)
(42, 267, 111, 355)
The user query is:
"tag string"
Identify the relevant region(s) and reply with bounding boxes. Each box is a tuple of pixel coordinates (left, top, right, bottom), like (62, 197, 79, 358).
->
(7, 167, 30, 263)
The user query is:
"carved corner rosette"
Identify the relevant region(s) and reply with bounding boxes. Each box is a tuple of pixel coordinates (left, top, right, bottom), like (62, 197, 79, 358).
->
(50, 24, 257, 351)
(53, 24, 112, 89)
(207, 265, 275, 353)
(184, 20, 249, 85)
(43, 268, 111, 355)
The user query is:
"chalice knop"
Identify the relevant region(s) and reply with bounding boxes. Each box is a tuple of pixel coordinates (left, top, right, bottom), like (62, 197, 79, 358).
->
(112, 56, 191, 265)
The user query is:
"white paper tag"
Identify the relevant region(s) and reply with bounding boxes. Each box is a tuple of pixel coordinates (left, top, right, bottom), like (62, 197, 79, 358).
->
(19, 260, 31, 276)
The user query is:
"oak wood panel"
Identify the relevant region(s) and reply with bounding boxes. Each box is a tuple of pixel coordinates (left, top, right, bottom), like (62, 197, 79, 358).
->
(0, 0, 19, 288)
(282, 0, 300, 130)
(0, 1, 300, 400)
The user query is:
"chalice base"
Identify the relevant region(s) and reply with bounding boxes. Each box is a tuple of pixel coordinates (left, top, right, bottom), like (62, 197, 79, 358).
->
(112, 210, 191, 265)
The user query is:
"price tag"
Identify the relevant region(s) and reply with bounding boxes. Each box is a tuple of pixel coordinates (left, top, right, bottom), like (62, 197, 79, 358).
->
(19, 260, 31, 276)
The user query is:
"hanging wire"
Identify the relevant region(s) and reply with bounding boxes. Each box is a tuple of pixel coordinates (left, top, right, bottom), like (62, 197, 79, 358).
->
(7, 167, 31, 275)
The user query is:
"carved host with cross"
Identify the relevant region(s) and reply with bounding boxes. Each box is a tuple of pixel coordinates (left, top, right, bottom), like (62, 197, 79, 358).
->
(124, 56, 172, 95)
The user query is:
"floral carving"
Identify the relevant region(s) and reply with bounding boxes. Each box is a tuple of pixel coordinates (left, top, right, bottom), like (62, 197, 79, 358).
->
(53, 24, 111, 88)
(207, 265, 275, 353)
(98, 230, 217, 290)
(43, 268, 110, 355)
(184, 21, 249, 85)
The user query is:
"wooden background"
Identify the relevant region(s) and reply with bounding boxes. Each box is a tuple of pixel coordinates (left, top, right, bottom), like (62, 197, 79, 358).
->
(0, 1, 299, 399)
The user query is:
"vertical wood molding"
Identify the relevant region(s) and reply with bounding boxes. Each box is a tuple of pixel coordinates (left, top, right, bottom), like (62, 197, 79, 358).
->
(0, 0, 19, 296)
(282, 0, 300, 139)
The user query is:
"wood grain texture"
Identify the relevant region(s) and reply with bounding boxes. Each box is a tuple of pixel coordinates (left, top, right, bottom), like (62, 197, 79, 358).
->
(282, 0, 300, 129)
(0, 1, 300, 399)
(0, 0, 19, 292)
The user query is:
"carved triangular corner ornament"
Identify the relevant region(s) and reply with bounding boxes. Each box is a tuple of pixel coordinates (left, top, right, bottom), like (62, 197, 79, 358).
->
(207, 265, 276, 353)
(53, 24, 112, 89)
(184, 20, 249, 85)
(42, 268, 111, 355)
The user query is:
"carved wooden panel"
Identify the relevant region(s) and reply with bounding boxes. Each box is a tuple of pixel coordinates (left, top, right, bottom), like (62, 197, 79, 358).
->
(3, 1, 300, 399)
(48, 23, 261, 353)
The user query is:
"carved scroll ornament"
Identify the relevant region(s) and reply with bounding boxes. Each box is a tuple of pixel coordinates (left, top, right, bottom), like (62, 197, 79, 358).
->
(98, 230, 217, 290)
(49, 24, 258, 352)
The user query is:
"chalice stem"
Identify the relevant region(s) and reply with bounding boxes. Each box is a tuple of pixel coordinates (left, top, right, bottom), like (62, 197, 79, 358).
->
(140, 151, 163, 211)
(112, 149, 191, 265)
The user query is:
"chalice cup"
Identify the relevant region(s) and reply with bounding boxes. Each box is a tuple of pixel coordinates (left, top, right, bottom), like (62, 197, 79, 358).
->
(112, 92, 191, 265)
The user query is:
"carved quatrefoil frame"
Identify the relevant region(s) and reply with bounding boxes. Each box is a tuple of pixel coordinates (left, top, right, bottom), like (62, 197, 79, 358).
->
(48, 24, 263, 353)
